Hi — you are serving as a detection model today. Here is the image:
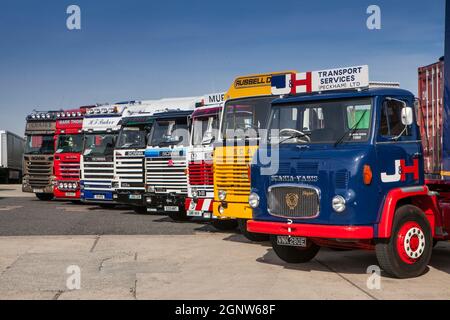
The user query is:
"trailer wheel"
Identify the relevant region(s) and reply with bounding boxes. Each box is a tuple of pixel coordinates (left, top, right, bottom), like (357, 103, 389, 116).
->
(168, 210, 192, 222)
(238, 219, 269, 242)
(270, 235, 320, 263)
(211, 219, 238, 231)
(35, 193, 53, 201)
(375, 205, 432, 279)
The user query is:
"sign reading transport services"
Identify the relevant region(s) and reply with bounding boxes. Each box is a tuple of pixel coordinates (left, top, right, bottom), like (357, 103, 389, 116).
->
(271, 65, 369, 95)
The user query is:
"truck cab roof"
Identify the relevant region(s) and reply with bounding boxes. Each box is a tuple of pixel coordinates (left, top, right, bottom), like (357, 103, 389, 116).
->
(272, 88, 414, 105)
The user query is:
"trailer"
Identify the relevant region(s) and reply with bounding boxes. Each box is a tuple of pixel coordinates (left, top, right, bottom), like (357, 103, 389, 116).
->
(0, 130, 24, 183)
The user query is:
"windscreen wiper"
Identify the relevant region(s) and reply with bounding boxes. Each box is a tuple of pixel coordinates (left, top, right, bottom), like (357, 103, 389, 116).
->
(275, 132, 311, 146)
(334, 110, 368, 147)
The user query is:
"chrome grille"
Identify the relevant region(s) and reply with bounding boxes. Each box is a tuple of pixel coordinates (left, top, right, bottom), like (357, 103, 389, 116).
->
(268, 185, 320, 218)
(145, 156, 187, 194)
(115, 152, 144, 190)
(58, 162, 80, 179)
(81, 161, 114, 191)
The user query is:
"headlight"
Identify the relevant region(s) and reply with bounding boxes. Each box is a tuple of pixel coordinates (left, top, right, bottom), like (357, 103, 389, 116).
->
(146, 197, 152, 203)
(218, 205, 225, 214)
(248, 193, 260, 208)
(218, 190, 226, 201)
(147, 186, 155, 193)
(332, 195, 346, 213)
(63, 183, 68, 189)
(192, 189, 198, 198)
(112, 182, 119, 189)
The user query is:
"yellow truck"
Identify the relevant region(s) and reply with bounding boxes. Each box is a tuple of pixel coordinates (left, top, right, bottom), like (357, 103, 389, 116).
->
(213, 71, 295, 240)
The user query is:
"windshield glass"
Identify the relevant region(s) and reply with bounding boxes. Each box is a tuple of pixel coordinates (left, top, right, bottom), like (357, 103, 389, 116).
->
(221, 96, 274, 140)
(24, 135, 54, 154)
(56, 134, 83, 153)
(148, 119, 189, 147)
(83, 133, 117, 156)
(116, 126, 149, 149)
(192, 115, 219, 146)
(268, 98, 372, 144)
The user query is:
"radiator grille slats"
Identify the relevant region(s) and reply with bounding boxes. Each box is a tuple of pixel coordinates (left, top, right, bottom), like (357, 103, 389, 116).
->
(268, 186, 320, 218)
(115, 154, 145, 189)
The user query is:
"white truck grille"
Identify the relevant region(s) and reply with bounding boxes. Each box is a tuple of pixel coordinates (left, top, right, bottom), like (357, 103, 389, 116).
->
(82, 161, 114, 191)
(115, 151, 145, 190)
(145, 156, 188, 194)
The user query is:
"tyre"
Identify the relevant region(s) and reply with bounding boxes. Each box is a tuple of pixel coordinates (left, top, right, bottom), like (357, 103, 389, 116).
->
(211, 219, 238, 231)
(270, 235, 320, 263)
(35, 193, 53, 201)
(99, 203, 116, 209)
(133, 206, 148, 214)
(168, 210, 192, 222)
(375, 205, 432, 279)
(238, 219, 269, 242)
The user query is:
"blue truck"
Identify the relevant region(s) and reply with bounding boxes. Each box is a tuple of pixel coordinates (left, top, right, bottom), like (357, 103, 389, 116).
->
(247, 64, 450, 278)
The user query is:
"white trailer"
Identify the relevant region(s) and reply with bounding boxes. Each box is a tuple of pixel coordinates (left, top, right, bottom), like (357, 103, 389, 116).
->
(0, 130, 25, 183)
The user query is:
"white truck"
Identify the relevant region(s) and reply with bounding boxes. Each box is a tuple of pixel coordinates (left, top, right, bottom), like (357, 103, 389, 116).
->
(0, 130, 24, 183)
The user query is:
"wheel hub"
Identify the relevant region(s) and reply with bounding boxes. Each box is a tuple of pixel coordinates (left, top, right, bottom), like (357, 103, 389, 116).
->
(397, 222, 426, 264)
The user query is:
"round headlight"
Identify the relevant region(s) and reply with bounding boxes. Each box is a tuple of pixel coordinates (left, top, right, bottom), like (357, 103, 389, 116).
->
(218, 205, 225, 215)
(218, 190, 227, 201)
(59, 183, 64, 189)
(63, 183, 68, 189)
(248, 192, 260, 208)
(332, 195, 346, 213)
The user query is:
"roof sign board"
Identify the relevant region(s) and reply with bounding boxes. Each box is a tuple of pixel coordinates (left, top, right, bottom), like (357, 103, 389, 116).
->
(225, 71, 296, 101)
(271, 65, 369, 95)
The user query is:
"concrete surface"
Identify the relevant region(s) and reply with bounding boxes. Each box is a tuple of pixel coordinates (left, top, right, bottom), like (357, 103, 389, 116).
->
(1, 185, 450, 300)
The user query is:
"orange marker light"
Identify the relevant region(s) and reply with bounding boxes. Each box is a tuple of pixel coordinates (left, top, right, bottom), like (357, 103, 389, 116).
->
(363, 165, 373, 185)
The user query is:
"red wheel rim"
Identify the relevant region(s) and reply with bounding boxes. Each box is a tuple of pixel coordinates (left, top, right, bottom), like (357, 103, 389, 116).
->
(396, 221, 426, 264)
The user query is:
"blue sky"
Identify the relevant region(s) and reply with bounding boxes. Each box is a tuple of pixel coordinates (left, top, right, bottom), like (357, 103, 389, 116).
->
(0, 0, 445, 135)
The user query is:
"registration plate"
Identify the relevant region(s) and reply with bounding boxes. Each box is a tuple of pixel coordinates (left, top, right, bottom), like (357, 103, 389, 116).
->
(164, 206, 179, 212)
(33, 189, 44, 193)
(129, 194, 142, 200)
(276, 236, 307, 247)
(65, 192, 76, 197)
(187, 210, 203, 217)
(94, 194, 105, 200)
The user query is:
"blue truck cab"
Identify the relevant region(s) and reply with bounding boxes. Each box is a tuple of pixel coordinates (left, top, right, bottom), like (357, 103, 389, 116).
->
(247, 66, 450, 278)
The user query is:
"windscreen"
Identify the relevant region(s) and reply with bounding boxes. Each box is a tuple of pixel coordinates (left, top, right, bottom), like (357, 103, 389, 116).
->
(56, 134, 83, 153)
(148, 119, 189, 147)
(83, 133, 117, 156)
(221, 96, 274, 141)
(268, 98, 372, 144)
(191, 114, 219, 146)
(24, 135, 54, 154)
(116, 126, 148, 149)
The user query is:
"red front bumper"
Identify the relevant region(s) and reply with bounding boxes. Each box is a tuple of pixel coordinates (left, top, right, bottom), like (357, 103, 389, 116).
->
(53, 188, 81, 200)
(247, 220, 374, 239)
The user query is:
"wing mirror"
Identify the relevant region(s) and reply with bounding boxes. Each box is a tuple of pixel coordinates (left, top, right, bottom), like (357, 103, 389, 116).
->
(401, 106, 413, 126)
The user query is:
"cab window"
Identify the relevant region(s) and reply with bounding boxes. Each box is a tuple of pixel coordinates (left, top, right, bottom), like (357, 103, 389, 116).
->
(379, 99, 412, 138)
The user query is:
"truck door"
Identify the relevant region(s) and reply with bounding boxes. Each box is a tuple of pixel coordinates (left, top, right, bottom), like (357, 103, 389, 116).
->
(375, 97, 424, 195)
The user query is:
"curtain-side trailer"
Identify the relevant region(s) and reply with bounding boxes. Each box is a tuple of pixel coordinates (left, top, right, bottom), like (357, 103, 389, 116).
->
(0, 130, 24, 183)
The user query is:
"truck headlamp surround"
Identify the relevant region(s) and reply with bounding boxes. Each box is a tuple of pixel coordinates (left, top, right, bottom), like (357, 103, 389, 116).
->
(248, 192, 260, 208)
(332, 195, 346, 213)
(218, 190, 226, 201)
(218, 205, 225, 215)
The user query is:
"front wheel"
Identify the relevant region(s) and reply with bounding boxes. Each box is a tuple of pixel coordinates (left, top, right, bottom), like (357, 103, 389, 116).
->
(211, 219, 238, 231)
(133, 206, 148, 214)
(35, 193, 53, 201)
(375, 205, 432, 279)
(99, 203, 116, 209)
(168, 210, 192, 222)
(238, 219, 269, 242)
(270, 235, 320, 263)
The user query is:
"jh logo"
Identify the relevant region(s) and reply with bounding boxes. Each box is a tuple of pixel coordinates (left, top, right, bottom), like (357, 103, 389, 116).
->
(381, 159, 419, 183)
